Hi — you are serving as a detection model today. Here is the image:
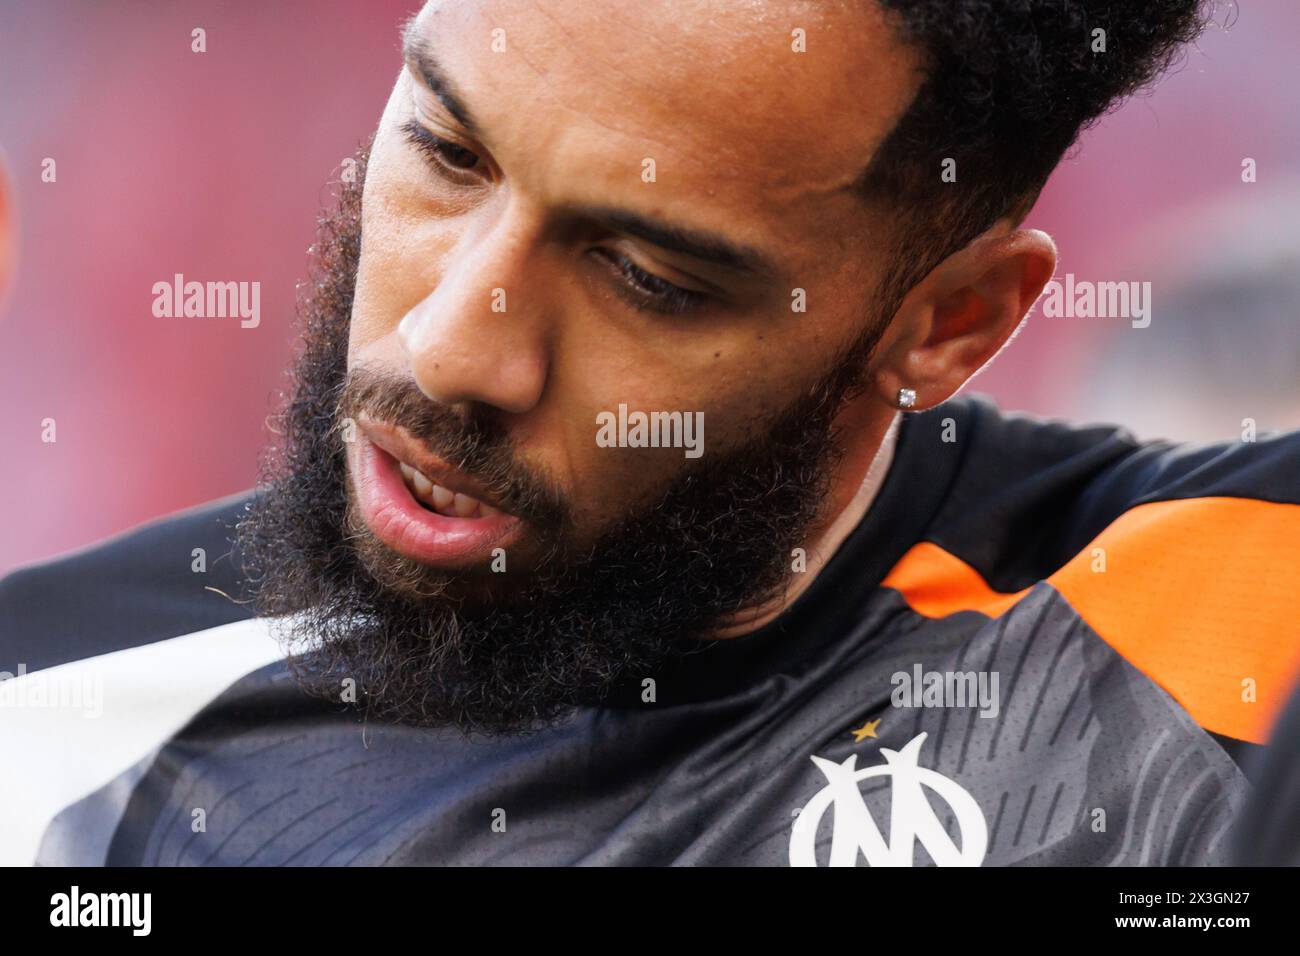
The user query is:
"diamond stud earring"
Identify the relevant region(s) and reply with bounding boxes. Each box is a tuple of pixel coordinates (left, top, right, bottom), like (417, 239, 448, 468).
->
(896, 388, 917, 409)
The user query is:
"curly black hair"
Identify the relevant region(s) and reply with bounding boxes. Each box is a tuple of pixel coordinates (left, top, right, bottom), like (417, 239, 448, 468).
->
(864, 0, 1219, 310)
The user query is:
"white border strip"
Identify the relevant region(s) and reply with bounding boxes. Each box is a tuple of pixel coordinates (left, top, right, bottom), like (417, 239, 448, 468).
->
(0, 616, 284, 866)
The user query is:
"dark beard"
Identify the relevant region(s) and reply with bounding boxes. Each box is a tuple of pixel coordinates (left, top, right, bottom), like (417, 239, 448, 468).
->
(237, 144, 884, 736)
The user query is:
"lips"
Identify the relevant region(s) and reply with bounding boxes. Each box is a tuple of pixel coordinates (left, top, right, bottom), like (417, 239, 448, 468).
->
(348, 419, 523, 568)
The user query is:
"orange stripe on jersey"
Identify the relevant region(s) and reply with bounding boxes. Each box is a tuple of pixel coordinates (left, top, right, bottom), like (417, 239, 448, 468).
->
(879, 541, 1030, 618)
(881, 497, 1300, 744)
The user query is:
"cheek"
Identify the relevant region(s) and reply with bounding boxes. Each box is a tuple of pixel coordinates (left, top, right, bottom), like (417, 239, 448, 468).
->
(347, 238, 391, 362)
(546, 309, 846, 516)
(556, 446, 691, 541)
(347, 154, 459, 363)
(552, 376, 788, 535)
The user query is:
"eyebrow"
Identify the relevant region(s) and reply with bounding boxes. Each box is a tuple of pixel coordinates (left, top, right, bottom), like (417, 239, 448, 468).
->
(401, 23, 481, 137)
(400, 23, 779, 281)
(581, 207, 778, 279)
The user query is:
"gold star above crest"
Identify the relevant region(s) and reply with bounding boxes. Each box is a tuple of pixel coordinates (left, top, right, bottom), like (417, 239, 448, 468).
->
(850, 719, 880, 742)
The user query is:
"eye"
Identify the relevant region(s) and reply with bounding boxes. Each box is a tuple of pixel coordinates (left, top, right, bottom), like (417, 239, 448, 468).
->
(401, 119, 486, 179)
(593, 249, 710, 316)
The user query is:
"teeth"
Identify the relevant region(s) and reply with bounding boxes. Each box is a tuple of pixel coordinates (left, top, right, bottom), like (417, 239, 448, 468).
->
(430, 484, 454, 512)
(398, 460, 496, 519)
(412, 470, 434, 499)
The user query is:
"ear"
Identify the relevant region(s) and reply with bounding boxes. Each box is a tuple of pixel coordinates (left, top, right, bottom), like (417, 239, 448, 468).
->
(872, 226, 1056, 410)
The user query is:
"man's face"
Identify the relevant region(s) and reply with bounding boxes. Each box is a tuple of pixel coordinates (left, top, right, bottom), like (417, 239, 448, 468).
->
(347, 0, 920, 583)
(243, 0, 926, 733)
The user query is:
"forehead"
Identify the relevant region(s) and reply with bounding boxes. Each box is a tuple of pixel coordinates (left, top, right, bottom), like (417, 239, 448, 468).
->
(402, 0, 921, 264)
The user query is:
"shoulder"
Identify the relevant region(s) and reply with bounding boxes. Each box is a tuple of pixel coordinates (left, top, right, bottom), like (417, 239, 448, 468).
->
(0, 491, 258, 674)
(888, 396, 1300, 746)
(905, 394, 1300, 589)
(911, 395, 1300, 587)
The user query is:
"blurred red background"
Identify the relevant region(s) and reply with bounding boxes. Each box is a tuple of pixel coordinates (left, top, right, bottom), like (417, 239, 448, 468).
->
(2, 0, 1298, 575)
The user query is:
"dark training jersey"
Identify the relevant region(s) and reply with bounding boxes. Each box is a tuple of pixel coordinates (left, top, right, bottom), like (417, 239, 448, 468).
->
(2, 395, 1297, 866)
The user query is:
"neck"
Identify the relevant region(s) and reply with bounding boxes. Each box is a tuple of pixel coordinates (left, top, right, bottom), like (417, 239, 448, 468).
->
(706, 410, 900, 639)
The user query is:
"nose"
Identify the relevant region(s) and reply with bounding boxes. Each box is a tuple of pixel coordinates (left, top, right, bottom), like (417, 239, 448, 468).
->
(398, 211, 551, 416)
